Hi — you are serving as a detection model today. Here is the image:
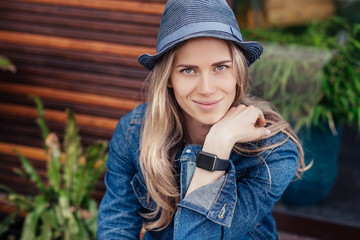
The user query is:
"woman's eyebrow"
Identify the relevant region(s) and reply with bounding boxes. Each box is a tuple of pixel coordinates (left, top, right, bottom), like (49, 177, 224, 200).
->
(212, 60, 232, 66)
(175, 60, 232, 68)
(175, 64, 198, 68)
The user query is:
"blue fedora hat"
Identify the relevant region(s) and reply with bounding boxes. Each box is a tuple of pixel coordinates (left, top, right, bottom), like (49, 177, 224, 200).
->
(138, 0, 263, 71)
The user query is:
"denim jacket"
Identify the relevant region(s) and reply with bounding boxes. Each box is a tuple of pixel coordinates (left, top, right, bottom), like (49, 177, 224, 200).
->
(97, 103, 299, 240)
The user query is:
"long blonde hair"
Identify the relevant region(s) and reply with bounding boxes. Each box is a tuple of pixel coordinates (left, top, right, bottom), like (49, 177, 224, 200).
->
(139, 41, 305, 231)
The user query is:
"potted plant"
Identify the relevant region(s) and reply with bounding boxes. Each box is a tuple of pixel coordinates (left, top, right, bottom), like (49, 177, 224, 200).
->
(243, 17, 360, 206)
(0, 97, 108, 240)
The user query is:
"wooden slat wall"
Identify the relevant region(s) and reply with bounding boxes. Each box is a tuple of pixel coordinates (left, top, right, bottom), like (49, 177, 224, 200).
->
(0, 0, 166, 202)
(0, 0, 235, 205)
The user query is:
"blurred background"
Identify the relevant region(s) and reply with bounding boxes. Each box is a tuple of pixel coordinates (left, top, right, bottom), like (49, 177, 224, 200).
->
(0, 0, 359, 239)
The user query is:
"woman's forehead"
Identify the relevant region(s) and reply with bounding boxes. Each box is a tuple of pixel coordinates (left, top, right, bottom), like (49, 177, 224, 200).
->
(173, 38, 232, 64)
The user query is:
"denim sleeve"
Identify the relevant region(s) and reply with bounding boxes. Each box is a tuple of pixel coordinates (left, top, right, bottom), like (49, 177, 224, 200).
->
(97, 116, 143, 240)
(176, 138, 299, 239)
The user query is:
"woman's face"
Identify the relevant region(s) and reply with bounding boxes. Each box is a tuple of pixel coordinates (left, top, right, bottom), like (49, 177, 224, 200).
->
(170, 37, 237, 127)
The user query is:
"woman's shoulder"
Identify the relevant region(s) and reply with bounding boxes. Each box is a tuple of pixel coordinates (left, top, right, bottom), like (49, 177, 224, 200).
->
(241, 131, 296, 152)
(260, 131, 299, 162)
(111, 103, 148, 139)
(232, 131, 299, 178)
(264, 131, 291, 144)
(119, 102, 148, 126)
(237, 131, 298, 161)
(257, 131, 298, 155)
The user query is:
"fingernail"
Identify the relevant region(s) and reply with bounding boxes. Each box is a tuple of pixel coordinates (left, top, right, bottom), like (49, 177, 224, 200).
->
(266, 129, 271, 135)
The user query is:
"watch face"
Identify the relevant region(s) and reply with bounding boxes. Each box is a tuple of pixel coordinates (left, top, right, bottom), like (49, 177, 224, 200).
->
(196, 151, 215, 171)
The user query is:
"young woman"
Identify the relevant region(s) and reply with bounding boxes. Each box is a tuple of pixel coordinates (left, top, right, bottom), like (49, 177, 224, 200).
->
(97, 0, 305, 239)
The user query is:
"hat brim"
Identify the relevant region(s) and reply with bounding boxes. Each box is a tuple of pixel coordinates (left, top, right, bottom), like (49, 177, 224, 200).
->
(138, 32, 263, 71)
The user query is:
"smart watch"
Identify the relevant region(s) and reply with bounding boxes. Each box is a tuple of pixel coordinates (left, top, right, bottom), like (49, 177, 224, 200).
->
(196, 151, 229, 172)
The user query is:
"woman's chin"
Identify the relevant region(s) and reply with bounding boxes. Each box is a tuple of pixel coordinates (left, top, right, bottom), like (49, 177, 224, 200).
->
(197, 116, 223, 126)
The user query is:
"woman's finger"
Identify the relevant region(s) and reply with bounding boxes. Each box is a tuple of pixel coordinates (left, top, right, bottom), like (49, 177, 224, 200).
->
(255, 107, 266, 128)
(254, 127, 271, 139)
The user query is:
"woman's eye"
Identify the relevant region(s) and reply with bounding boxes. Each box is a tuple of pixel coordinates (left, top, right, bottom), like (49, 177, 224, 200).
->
(215, 65, 227, 71)
(181, 68, 194, 74)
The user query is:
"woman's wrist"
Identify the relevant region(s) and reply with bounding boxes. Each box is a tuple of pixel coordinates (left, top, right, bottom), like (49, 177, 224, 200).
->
(202, 129, 234, 159)
(185, 129, 232, 196)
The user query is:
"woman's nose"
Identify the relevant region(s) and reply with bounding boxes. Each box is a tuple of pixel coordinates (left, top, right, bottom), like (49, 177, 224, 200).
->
(197, 73, 216, 95)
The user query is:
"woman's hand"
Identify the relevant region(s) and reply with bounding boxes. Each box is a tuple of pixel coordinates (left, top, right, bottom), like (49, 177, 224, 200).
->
(186, 105, 270, 196)
(215, 104, 269, 142)
(202, 105, 270, 159)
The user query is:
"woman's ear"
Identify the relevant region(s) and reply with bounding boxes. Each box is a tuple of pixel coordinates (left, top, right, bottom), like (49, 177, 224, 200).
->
(167, 79, 173, 88)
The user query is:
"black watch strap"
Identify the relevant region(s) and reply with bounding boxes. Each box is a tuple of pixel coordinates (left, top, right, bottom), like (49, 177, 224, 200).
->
(196, 151, 229, 172)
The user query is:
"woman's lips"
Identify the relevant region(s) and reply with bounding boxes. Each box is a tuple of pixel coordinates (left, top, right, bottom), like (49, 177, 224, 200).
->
(193, 99, 222, 111)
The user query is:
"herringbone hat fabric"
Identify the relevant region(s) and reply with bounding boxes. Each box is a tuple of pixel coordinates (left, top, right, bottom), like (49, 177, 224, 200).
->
(138, 0, 263, 71)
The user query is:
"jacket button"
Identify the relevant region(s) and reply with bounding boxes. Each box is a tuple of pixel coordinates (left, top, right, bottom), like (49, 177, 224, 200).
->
(218, 204, 226, 219)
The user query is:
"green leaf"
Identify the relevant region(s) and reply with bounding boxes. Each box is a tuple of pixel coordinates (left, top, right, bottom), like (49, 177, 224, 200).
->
(0, 55, 13, 67)
(85, 199, 99, 237)
(0, 208, 20, 237)
(279, 63, 293, 95)
(8, 194, 34, 212)
(73, 141, 108, 207)
(13, 168, 28, 180)
(0, 55, 16, 73)
(76, 217, 90, 240)
(30, 96, 45, 119)
(54, 205, 65, 228)
(21, 212, 36, 240)
(20, 196, 47, 240)
(47, 207, 60, 231)
(87, 153, 108, 200)
(38, 210, 52, 240)
(0, 184, 17, 195)
(15, 151, 46, 194)
(44, 133, 61, 193)
(63, 109, 82, 203)
(58, 191, 79, 237)
(30, 96, 50, 150)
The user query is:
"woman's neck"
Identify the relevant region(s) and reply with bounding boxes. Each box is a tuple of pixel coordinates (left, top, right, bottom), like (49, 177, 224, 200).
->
(183, 113, 212, 146)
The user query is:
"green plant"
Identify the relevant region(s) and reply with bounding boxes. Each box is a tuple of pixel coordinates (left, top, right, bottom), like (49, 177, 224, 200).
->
(312, 22, 360, 134)
(0, 55, 16, 73)
(244, 17, 360, 133)
(250, 42, 333, 131)
(0, 97, 108, 240)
